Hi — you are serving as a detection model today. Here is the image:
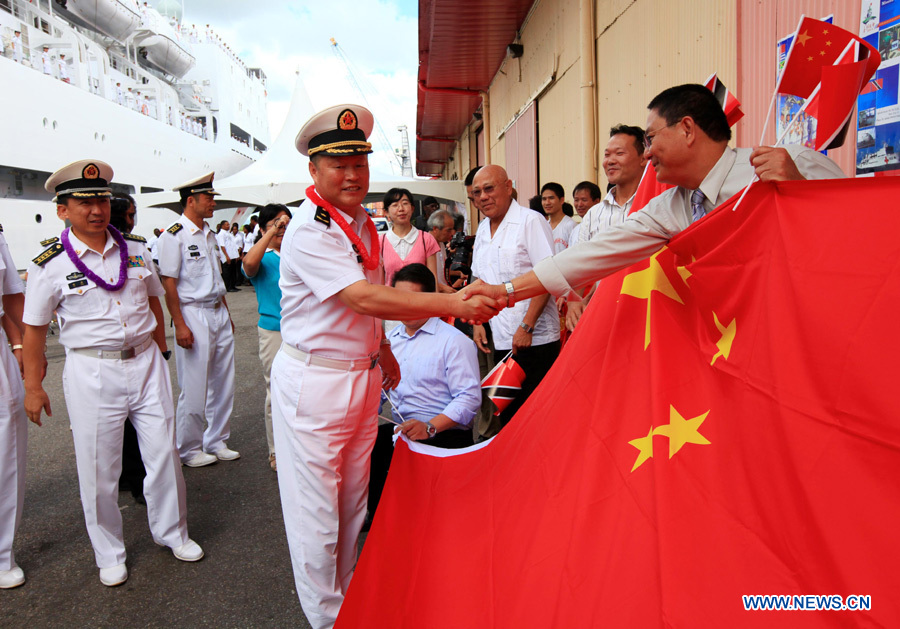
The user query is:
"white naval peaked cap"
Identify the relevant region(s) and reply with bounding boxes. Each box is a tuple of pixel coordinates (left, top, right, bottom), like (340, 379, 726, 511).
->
(172, 171, 221, 198)
(295, 104, 374, 157)
(45, 159, 114, 202)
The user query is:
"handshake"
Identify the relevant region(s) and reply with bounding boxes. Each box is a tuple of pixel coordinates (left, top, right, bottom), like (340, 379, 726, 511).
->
(452, 279, 511, 325)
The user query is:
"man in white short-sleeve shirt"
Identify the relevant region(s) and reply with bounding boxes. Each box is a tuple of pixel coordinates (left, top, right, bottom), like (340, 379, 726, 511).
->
(470, 165, 560, 428)
(272, 104, 501, 629)
(156, 172, 239, 468)
(22, 160, 202, 588)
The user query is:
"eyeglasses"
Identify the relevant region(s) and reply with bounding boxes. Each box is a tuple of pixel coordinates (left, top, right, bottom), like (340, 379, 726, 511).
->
(471, 184, 497, 197)
(643, 118, 684, 151)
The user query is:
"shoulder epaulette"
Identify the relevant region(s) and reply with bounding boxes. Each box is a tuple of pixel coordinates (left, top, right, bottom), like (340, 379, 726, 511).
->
(167, 222, 184, 235)
(33, 242, 64, 267)
(40, 236, 60, 247)
(122, 233, 147, 243)
(0, 223, 4, 232)
(314, 207, 331, 227)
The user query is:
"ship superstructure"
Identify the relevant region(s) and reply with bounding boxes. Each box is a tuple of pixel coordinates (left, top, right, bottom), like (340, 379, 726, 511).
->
(0, 0, 270, 267)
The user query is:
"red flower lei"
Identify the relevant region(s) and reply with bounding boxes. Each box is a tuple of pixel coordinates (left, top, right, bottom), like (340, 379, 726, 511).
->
(306, 185, 380, 270)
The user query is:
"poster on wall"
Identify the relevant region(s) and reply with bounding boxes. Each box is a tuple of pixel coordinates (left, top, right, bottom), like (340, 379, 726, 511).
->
(775, 16, 833, 148)
(857, 1, 900, 175)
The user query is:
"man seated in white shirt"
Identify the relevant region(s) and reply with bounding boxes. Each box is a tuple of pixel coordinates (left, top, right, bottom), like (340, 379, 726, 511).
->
(389, 263, 481, 448)
(470, 165, 560, 429)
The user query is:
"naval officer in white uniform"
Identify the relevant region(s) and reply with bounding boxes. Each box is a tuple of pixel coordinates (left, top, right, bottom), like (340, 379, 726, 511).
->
(22, 160, 203, 587)
(272, 104, 502, 629)
(157, 173, 239, 467)
(0, 228, 28, 590)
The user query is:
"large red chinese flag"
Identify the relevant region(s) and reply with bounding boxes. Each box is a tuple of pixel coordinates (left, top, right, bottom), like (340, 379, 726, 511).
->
(338, 178, 900, 628)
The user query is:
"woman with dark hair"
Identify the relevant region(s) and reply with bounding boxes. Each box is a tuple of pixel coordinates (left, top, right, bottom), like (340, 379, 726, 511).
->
(241, 204, 292, 471)
(379, 188, 440, 288)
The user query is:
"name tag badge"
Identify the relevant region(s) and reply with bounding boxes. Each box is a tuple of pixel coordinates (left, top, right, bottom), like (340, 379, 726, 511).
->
(190, 251, 201, 258)
(68, 279, 88, 289)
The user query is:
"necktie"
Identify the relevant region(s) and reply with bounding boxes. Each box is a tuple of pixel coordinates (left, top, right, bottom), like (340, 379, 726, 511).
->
(691, 189, 707, 223)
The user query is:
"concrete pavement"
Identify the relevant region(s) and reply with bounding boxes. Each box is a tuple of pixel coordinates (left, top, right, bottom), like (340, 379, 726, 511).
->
(2, 287, 316, 628)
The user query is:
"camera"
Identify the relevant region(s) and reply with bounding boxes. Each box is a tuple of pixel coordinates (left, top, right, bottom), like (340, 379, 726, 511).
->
(446, 231, 475, 285)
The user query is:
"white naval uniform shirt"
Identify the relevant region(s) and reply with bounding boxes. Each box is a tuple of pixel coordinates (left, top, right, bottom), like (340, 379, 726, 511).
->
(576, 188, 634, 244)
(215, 230, 230, 262)
(231, 231, 245, 254)
(279, 197, 381, 360)
(23, 232, 163, 349)
(471, 200, 559, 351)
(0, 233, 25, 310)
(156, 216, 226, 305)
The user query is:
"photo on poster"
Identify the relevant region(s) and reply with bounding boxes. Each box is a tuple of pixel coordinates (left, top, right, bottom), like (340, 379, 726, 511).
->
(858, 128, 876, 149)
(860, 1, 880, 38)
(857, 121, 900, 173)
(859, 106, 876, 128)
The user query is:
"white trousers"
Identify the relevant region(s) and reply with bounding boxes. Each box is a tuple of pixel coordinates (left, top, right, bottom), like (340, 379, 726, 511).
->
(257, 327, 282, 456)
(63, 345, 189, 568)
(0, 338, 26, 571)
(271, 350, 380, 629)
(174, 304, 235, 461)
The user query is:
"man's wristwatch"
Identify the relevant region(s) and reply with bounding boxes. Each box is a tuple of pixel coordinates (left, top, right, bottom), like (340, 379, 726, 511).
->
(162, 350, 172, 361)
(504, 281, 515, 307)
(519, 322, 534, 334)
(425, 421, 437, 439)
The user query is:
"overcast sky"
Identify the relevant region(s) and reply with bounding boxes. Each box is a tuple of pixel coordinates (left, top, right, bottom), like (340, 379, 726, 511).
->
(178, 0, 418, 174)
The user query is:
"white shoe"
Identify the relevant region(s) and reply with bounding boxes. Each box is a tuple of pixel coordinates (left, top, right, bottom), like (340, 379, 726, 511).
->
(172, 539, 204, 562)
(183, 451, 217, 467)
(214, 447, 240, 461)
(0, 565, 25, 589)
(99, 563, 128, 587)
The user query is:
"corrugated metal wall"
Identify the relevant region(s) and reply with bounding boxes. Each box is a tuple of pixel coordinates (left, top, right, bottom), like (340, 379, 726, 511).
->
(736, 0, 862, 175)
(537, 67, 584, 196)
(489, 0, 583, 188)
(595, 0, 738, 188)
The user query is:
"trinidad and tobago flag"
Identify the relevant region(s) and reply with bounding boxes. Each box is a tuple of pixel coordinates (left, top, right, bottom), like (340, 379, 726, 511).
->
(860, 77, 883, 95)
(704, 73, 744, 127)
(481, 351, 526, 416)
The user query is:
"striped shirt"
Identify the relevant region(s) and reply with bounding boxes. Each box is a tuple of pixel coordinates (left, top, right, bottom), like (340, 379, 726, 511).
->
(576, 188, 634, 243)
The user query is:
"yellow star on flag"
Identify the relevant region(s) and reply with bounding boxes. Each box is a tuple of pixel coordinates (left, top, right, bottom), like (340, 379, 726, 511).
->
(676, 256, 695, 286)
(620, 249, 683, 349)
(628, 426, 656, 472)
(710, 311, 736, 366)
(796, 29, 812, 46)
(654, 405, 711, 458)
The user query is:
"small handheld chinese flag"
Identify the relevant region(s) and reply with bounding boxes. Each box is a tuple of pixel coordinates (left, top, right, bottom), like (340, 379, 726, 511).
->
(481, 351, 525, 416)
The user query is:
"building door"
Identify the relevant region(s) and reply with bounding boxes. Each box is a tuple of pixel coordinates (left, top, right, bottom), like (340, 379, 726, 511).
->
(504, 101, 538, 202)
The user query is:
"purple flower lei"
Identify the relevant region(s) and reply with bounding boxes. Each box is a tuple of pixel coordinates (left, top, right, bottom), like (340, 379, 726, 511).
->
(60, 225, 129, 292)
